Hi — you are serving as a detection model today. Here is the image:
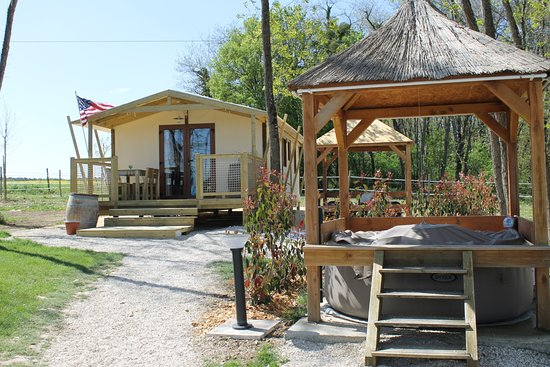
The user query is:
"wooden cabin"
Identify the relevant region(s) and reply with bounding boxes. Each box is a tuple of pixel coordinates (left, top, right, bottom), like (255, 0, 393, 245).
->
(288, 0, 550, 366)
(68, 90, 303, 237)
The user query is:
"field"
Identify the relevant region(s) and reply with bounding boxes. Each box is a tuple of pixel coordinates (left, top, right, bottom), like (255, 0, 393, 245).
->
(0, 179, 70, 228)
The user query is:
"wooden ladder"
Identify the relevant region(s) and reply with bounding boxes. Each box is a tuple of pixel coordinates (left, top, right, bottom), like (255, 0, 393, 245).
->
(365, 250, 478, 367)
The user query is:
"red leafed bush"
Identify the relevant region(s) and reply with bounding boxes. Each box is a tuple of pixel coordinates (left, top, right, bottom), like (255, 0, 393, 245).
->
(243, 167, 305, 305)
(413, 173, 498, 216)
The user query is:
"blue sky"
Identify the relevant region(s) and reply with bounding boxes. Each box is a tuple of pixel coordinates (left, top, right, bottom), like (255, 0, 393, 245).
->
(0, 0, 264, 178)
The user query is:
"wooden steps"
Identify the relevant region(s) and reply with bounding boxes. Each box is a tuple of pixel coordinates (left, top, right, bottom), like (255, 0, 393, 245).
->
(365, 250, 478, 367)
(80, 204, 199, 239)
(109, 208, 198, 217)
(375, 317, 468, 328)
(77, 225, 193, 239)
(104, 216, 196, 227)
(372, 348, 470, 360)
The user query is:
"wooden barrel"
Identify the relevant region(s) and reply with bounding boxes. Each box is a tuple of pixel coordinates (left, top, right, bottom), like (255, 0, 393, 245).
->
(65, 193, 99, 229)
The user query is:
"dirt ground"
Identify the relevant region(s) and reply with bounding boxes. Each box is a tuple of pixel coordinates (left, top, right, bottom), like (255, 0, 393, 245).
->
(0, 210, 65, 229)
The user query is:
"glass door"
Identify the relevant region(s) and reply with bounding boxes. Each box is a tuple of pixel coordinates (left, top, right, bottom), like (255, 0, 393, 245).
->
(160, 128, 185, 198)
(160, 124, 214, 199)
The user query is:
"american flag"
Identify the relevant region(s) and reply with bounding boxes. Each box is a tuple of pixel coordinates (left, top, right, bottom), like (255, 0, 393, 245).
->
(76, 95, 114, 126)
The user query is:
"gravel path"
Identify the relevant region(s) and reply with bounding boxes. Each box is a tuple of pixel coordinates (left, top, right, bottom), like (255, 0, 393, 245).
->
(8, 226, 550, 367)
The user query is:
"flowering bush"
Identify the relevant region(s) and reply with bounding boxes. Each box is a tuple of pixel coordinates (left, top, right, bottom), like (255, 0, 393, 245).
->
(412, 173, 498, 216)
(243, 167, 305, 304)
(354, 170, 405, 217)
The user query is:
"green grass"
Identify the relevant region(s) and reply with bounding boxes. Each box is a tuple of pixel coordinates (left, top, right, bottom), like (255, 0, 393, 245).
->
(282, 289, 308, 321)
(0, 235, 123, 363)
(206, 260, 234, 282)
(520, 198, 533, 220)
(1, 180, 70, 212)
(205, 344, 287, 367)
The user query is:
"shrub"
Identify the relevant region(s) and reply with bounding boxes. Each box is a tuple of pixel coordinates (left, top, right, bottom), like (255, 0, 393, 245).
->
(412, 173, 498, 216)
(353, 170, 405, 217)
(243, 167, 305, 305)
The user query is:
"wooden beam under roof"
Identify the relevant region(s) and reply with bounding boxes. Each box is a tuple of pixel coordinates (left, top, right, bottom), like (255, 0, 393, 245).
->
(344, 102, 508, 120)
(484, 81, 531, 123)
(474, 112, 510, 143)
(314, 91, 354, 133)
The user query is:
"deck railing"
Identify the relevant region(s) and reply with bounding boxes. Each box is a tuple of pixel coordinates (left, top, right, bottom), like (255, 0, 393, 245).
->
(70, 156, 118, 205)
(196, 153, 263, 200)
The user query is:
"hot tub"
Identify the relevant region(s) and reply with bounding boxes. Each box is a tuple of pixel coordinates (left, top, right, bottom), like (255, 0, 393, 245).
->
(324, 223, 533, 324)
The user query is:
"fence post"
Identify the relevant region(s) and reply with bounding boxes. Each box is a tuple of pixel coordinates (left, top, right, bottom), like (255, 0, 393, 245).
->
(46, 168, 51, 192)
(58, 170, 62, 197)
(70, 158, 77, 193)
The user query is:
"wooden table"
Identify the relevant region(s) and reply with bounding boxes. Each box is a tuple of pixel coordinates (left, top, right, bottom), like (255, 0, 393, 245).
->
(118, 169, 146, 200)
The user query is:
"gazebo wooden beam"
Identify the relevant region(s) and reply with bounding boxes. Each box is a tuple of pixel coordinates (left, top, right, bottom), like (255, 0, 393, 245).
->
(316, 146, 334, 165)
(334, 115, 350, 225)
(344, 102, 507, 120)
(345, 117, 375, 149)
(474, 112, 510, 143)
(483, 81, 531, 123)
(314, 92, 354, 134)
(388, 144, 406, 160)
(528, 80, 550, 330)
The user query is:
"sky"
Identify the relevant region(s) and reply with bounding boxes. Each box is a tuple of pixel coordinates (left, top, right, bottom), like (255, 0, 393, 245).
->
(0, 0, 269, 178)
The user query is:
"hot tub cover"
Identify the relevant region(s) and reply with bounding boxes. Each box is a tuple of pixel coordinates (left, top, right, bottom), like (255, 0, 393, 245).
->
(332, 223, 525, 246)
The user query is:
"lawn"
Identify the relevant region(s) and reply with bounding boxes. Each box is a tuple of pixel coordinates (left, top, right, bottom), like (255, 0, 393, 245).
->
(0, 231, 123, 364)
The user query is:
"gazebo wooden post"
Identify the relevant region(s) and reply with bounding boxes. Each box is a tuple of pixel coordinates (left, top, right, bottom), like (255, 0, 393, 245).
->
(303, 93, 322, 322)
(528, 80, 550, 330)
(507, 110, 520, 217)
(405, 144, 412, 209)
(322, 158, 328, 203)
(334, 115, 350, 226)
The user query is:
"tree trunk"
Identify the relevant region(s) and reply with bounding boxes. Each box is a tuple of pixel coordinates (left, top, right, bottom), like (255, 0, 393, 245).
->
(440, 120, 451, 178)
(481, 0, 496, 38)
(502, 0, 523, 48)
(0, 0, 18, 93)
(260, 0, 280, 173)
(489, 132, 507, 214)
(461, 0, 479, 31)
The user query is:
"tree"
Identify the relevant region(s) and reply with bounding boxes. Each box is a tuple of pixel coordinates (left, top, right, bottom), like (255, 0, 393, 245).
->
(206, 1, 361, 128)
(0, 0, 18, 200)
(261, 0, 281, 173)
(0, 106, 15, 200)
(0, 0, 17, 93)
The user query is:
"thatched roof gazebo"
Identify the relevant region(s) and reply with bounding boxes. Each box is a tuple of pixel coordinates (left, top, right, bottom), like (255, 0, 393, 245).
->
(316, 119, 413, 206)
(289, 0, 550, 365)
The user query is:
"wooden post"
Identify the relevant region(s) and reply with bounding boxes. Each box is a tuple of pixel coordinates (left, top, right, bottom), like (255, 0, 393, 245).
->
(111, 129, 116, 157)
(196, 154, 204, 200)
(70, 157, 77, 193)
(58, 169, 62, 197)
(528, 80, 550, 330)
(111, 156, 118, 207)
(240, 153, 249, 199)
(46, 168, 51, 192)
(507, 111, 520, 216)
(67, 116, 86, 179)
(251, 115, 257, 157)
(334, 116, 350, 226)
(303, 93, 322, 322)
(87, 121, 94, 194)
(405, 144, 412, 210)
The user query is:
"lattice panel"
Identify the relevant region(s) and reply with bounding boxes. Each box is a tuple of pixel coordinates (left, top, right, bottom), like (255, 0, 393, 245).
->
(201, 156, 241, 195)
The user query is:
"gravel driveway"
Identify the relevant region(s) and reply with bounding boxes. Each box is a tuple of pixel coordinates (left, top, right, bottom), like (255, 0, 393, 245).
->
(8, 226, 550, 367)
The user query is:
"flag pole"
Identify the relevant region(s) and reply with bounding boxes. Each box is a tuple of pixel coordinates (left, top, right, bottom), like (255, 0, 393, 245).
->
(75, 91, 90, 155)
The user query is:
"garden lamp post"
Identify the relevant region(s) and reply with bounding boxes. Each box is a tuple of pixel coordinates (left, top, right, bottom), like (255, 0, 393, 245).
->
(226, 235, 252, 330)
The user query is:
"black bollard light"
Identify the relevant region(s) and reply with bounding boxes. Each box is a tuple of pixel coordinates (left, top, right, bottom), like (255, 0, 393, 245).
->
(227, 237, 253, 330)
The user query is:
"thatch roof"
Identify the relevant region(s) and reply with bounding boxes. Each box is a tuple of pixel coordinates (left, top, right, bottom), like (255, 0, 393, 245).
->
(317, 119, 413, 148)
(288, 0, 550, 90)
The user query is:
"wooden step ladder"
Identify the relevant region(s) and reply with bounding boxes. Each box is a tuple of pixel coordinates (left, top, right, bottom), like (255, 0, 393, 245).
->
(365, 250, 478, 367)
